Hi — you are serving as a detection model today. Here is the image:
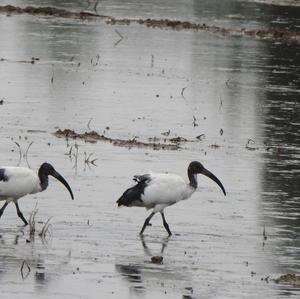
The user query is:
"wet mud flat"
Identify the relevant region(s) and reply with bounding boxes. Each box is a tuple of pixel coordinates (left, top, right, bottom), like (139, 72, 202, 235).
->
(54, 128, 182, 150)
(0, 4, 300, 44)
(0, 0, 300, 298)
(274, 274, 300, 286)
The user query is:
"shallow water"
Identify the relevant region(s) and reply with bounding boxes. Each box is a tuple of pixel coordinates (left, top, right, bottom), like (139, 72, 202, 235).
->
(0, 0, 299, 298)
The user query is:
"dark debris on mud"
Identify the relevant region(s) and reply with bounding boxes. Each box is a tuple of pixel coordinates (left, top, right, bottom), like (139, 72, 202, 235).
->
(54, 129, 181, 150)
(150, 256, 163, 264)
(107, 18, 300, 44)
(0, 5, 299, 44)
(0, 4, 102, 19)
(274, 274, 300, 286)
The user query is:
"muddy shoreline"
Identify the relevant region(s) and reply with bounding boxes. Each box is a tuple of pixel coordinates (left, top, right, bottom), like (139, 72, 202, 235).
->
(54, 128, 182, 150)
(0, 5, 299, 44)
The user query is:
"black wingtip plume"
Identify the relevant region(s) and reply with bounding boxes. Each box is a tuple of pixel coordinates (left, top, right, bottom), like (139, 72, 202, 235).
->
(116, 195, 130, 207)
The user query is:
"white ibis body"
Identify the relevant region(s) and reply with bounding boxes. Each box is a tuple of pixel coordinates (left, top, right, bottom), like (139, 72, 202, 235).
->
(117, 161, 226, 236)
(0, 162, 74, 225)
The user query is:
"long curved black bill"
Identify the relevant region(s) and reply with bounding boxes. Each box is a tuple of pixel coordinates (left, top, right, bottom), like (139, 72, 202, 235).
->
(202, 168, 226, 196)
(51, 170, 74, 200)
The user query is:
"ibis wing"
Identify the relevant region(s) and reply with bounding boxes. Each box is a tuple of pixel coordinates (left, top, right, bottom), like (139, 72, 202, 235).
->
(141, 173, 190, 206)
(0, 167, 40, 199)
(117, 174, 152, 207)
(0, 169, 9, 182)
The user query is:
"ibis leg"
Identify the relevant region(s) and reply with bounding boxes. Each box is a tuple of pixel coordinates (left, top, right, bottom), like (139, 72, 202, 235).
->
(161, 212, 172, 236)
(140, 212, 155, 235)
(0, 202, 9, 218)
(14, 202, 28, 226)
(140, 235, 152, 256)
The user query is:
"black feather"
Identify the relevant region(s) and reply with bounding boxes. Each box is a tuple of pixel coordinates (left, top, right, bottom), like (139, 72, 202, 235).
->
(0, 169, 9, 182)
(133, 174, 151, 183)
(117, 174, 151, 207)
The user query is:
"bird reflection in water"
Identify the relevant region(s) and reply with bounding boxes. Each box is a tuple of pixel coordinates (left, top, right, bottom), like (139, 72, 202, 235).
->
(140, 235, 169, 257)
(115, 236, 170, 293)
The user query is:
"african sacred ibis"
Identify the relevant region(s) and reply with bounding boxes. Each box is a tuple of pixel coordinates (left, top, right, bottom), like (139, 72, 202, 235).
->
(117, 161, 226, 236)
(0, 162, 74, 225)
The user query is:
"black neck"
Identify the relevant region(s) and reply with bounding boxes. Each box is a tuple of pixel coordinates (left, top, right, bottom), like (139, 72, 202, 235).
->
(38, 167, 49, 191)
(188, 169, 197, 189)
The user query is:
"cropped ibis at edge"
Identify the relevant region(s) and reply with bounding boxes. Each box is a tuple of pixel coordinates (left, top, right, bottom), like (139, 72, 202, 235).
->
(117, 161, 226, 236)
(0, 162, 74, 225)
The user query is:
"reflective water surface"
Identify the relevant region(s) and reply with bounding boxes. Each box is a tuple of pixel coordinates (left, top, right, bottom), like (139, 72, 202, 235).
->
(0, 0, 299, 298)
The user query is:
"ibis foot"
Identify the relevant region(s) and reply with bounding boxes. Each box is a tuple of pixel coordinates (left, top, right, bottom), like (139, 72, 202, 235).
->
(15, 202, 28, 226)
(161, 212, 172, 236)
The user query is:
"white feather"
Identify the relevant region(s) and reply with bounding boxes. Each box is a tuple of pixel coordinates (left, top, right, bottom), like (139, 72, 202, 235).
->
(141, 172, 195, 212)
(0, 167, 41, 202)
